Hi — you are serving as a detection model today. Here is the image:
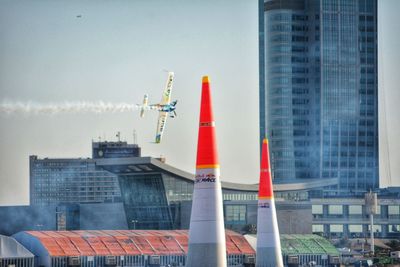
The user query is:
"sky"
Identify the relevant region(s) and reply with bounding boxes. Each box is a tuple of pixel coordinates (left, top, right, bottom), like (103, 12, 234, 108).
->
(0, 0, 399, 206)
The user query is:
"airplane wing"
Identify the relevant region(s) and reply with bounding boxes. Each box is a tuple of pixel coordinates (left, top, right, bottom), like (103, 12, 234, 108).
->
(160, 72, 174, 105)
(135, 104, 160, 110)
(155, 111, 168, 143)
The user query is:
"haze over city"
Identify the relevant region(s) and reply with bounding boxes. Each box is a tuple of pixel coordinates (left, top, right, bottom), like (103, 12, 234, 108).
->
(0, 0, 399, 207)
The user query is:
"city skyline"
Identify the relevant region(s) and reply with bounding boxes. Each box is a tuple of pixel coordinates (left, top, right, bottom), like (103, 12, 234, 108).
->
(0, 0, 399, 206)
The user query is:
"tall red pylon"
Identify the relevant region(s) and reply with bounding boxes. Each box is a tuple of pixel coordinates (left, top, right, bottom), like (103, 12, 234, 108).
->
(186, 76, 227, 267)
(256, 138, 283, 267)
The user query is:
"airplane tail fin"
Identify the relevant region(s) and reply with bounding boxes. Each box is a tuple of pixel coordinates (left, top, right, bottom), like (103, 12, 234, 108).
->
(140, 94, 148, 118)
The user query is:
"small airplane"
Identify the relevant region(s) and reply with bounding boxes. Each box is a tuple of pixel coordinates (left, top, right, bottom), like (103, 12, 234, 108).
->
(137, 72, 177, 143)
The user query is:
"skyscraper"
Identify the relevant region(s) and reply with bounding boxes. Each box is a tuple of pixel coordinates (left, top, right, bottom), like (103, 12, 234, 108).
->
(259, 0, 378, 196)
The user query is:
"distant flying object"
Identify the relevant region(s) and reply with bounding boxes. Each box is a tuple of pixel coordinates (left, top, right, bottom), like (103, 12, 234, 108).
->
(137, 72, 176, 143)
(76, 15, 82, 18)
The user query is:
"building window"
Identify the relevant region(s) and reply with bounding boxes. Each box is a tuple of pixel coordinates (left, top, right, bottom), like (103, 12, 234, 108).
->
(329, 205, 343, 215)
(349, 205, 362, 215)
(375, 205, 381, 214)
(388, 205, 400, 215)
(349, 224, 363, 233)
(388, 225, 400, 233)
(370, 224, 381, 235)
(312, 205, 323, 214)
(225, 205, 246, 224)
(312, 224, 324, 233)
(330, 224, 343, 233)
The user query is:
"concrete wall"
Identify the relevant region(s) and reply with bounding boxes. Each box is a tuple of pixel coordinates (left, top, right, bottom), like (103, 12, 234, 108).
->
(0, 206, 57, 235)
(277, 202, 312, 234)
(79, 203, 128, 230)
(0, 203, 128, 235)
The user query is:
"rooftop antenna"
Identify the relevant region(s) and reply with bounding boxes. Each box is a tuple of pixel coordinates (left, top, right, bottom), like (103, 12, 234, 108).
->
(133, 129, 137, 144)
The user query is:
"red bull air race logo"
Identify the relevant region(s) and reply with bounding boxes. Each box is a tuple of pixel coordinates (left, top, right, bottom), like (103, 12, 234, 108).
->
(195, 173, 216, 184)
(258, 202, 270, 209)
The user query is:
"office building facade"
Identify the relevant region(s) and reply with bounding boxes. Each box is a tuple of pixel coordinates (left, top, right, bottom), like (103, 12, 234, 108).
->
(311, 192, 400, 239)
(259, 0, 378, 196)
(29, 141, 140, 205)
(29, 156, 121, 205)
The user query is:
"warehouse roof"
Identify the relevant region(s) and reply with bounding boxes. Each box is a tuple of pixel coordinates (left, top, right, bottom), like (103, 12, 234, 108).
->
(245, 234, 339, 256)
(280, 234, 339, 255)
(19, 230, 254, 257)
(0, 235, 34, 259)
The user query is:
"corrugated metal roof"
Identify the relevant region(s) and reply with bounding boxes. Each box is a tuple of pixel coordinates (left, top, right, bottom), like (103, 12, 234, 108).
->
(0, 235, 34, 259)
(25, 230, 254, 257)
(245, 234, 339, 256)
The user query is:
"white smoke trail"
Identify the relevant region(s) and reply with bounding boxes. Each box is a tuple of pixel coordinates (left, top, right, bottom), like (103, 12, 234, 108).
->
(0, 101, 138, 115)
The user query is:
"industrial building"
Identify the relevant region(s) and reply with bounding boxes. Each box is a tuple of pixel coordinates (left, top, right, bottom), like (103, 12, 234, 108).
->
(13, 230, 255, 267)
(0, 234, 34, 267)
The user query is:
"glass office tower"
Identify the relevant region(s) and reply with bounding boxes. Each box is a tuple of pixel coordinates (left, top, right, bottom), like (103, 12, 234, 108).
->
(259, 0, 378, 196)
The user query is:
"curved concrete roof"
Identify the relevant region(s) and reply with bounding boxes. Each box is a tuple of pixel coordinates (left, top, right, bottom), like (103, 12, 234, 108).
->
(96, 156, 338, 192)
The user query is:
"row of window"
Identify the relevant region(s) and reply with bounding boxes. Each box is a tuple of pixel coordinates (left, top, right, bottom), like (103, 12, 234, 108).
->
(34, 196, 114, 204)
(225, 205, 246, 222)
(269, 45, 308, 54)
(34, 191, 116, 197)
(268, 14, 308, 22)
(313, 224, 399, 233)
(269, 24, 308, 32)
(269, 56, 308, 64)
(312, 204, 400, 215)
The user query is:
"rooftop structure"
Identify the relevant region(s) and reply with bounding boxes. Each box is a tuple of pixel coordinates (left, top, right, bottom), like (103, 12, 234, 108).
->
(92, 141, 141, 159)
